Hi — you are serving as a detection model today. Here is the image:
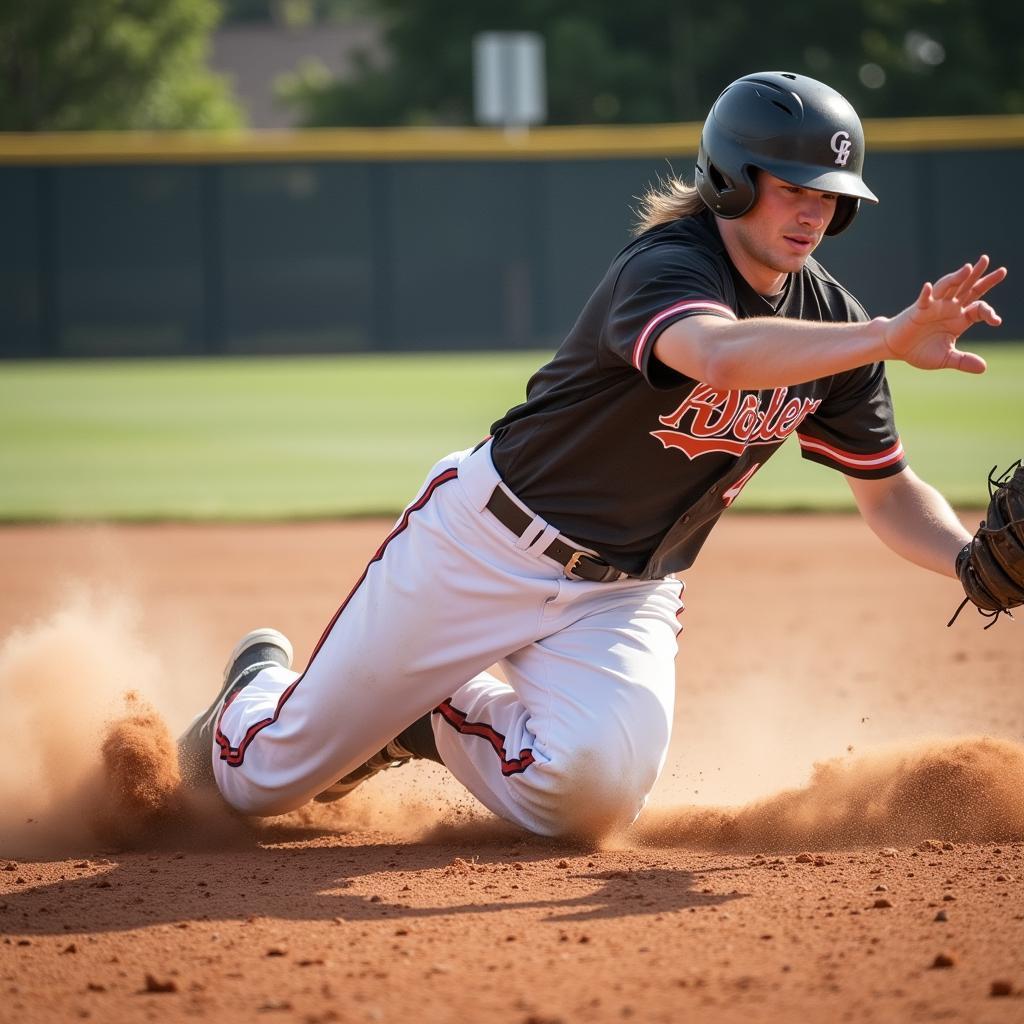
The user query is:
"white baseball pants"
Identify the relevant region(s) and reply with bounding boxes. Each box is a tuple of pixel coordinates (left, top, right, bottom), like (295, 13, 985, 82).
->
(213, 441, 684, 838)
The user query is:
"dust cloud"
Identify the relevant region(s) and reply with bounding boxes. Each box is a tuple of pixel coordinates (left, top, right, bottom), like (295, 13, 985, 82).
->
(636, 736, 1024, 851)
(306, 733, 1024, 852)
(298, 763, 496, 843)
(3, 592, 1022, 857)
(0, 591, 164, 853)
(0, 588, 478, 855)
(0, 589, 247, 856)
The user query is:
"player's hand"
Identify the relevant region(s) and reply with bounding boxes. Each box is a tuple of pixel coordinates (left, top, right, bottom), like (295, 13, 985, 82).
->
(881, 255, 1007, 374)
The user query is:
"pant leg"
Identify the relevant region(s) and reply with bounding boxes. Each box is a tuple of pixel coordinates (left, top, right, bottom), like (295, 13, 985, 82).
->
(214, 445, 564, 815)
(432, 574, 683, 839)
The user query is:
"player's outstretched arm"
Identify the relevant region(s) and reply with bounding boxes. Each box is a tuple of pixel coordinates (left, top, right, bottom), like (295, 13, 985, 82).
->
(847, 468, 970, 578)
(879, 255, 1007, 375)
(653, 255, 1007, 390)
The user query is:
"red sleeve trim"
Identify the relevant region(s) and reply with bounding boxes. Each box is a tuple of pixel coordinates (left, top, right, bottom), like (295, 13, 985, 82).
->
(797, 434, 905, 470)
(630, 299, 737, 371)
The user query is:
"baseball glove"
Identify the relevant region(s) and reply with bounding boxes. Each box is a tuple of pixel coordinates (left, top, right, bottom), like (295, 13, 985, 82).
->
(948, 459, 1024, 628)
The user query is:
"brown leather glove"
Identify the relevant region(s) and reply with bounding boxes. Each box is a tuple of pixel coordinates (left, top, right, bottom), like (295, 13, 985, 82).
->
(950, 460, 1024, 628)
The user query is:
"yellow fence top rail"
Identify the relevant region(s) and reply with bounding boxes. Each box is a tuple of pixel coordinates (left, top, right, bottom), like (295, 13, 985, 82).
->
(1, 115, 1022, 164)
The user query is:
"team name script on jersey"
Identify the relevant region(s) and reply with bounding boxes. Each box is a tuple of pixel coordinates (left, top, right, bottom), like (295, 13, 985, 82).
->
(651, 384, 822, 459)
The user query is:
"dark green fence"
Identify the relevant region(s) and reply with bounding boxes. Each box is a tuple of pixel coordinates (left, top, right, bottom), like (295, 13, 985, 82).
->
(2, 120, 1022, 358)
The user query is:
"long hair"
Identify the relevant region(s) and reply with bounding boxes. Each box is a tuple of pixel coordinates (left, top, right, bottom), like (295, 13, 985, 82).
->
(633, 173, 707, 236)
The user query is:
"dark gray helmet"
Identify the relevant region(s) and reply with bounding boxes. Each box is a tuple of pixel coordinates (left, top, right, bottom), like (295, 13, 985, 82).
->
(695, 71, 878, 236)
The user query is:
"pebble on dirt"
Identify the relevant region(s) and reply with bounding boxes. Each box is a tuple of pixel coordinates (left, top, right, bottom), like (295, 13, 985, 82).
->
(143, 973, 178, 993)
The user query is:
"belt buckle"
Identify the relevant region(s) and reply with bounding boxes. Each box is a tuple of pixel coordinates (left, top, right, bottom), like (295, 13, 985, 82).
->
(564, 550, 588, 579)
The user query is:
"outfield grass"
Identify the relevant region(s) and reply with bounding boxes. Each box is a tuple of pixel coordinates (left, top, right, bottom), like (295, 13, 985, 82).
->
(0, 345, 1020, 521)
(743, 344, 1024, 510)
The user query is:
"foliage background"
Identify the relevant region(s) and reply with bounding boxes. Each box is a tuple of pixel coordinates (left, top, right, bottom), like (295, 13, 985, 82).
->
(3, 0, 1022, 131)
(0, 0, 242, 130)
(271, 0, 1024, 127)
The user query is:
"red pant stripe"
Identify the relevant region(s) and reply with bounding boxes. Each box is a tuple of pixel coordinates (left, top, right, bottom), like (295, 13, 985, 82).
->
(216, 467, 459, 768)
(434, 698, 536, 776)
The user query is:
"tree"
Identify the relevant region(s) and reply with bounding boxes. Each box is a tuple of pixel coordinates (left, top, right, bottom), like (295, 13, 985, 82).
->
(279, 0, 1024, 127)
(0, 0, 243, 131)
(221, 0, 365, 25)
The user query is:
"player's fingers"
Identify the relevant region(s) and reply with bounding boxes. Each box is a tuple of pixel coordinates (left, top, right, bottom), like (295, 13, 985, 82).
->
(916, 281, 933, 309)
(969, 265, 1008, 301)
(952, 255, 989, 298)
(932, 263, 972, 300)
(945, 346, 987, 375)
(964, 299, 1002, 327)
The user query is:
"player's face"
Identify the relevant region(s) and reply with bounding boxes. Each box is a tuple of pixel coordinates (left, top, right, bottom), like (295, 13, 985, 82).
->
(720, 172, 839, 295)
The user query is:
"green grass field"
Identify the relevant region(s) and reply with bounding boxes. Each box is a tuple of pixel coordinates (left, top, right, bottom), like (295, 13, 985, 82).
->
(0, 345, 1020, 521)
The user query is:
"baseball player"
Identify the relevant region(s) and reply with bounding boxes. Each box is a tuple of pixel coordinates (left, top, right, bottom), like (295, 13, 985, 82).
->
(178, 71, 1007, 839)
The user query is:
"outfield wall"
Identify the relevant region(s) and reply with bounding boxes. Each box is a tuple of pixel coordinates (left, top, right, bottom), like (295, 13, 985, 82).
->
(1, 118, 1022, 358)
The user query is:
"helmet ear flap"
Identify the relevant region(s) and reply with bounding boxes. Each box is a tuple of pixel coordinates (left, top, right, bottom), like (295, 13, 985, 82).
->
(695, 146, 757, 219)
(825, 195, 859, 236)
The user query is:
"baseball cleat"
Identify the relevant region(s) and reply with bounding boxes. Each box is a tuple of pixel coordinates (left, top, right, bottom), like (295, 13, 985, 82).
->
(177, 627, 294, 789)
(313, 740, 415, 803)
(313, 710, 441, 803)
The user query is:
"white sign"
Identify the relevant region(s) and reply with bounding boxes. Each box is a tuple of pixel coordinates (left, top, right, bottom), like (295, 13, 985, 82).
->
(473, 32, 547, 128)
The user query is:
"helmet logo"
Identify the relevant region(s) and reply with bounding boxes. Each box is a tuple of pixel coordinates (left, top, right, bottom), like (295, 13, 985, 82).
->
(830, 130, 852, 167)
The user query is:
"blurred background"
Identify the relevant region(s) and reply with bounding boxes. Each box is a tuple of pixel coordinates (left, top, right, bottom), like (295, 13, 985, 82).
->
(2, 0, 1023, 359)
(0, 1, 1021, 517)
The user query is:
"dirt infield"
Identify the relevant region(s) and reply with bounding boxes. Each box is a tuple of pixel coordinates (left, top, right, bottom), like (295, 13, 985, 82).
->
(1, 516, 1023, 1023)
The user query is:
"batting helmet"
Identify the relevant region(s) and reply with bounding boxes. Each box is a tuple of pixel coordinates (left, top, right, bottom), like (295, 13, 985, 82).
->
(695, 71, 878, 236)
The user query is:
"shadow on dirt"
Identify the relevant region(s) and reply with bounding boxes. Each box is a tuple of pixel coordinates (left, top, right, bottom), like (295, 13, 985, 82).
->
(0, 833, 745, 937)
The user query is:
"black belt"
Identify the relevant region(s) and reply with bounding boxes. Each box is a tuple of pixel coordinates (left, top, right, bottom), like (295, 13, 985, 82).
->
(485, 486, 626, 583)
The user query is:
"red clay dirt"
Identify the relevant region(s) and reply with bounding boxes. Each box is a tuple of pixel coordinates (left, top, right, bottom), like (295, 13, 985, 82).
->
(1, 516, 1022, 1024)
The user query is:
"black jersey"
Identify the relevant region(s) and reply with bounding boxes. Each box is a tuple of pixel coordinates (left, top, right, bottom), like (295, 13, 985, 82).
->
(490, 210, 905, 579)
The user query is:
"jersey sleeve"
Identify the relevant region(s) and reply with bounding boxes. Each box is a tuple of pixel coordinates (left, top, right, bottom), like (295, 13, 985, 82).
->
(603, 243, 737, 388)
(796, 362, 907, 478)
